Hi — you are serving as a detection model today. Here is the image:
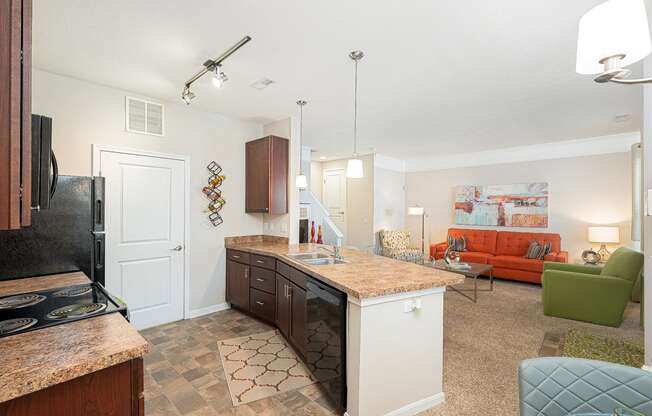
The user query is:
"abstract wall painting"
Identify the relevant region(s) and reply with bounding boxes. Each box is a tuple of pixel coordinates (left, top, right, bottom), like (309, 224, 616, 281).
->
(454, 183, 548, 228)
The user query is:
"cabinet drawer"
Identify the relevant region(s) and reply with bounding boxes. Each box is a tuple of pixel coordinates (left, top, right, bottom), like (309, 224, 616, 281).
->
(276, 260, 291, 278)
(250, 288, 275, 322)
(227, 250, 250, 264)
(289, 268, 308, 290)
(251, 267, 276, 294)
(251, 254, 275, 270)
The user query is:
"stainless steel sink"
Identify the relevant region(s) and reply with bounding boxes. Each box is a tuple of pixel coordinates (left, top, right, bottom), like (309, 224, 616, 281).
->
(302, 257, 348, 266)
(288, 253, 331, 261)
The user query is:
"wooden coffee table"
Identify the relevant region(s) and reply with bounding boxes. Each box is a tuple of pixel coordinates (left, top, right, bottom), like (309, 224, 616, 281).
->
(426, 260, 493, 303)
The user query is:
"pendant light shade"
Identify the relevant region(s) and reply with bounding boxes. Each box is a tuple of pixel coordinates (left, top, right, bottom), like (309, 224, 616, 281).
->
(296, 100, 308, 189)
(346, 159, 364, 179)
(576, 0, 651, 75)
(346, 50, 364, 179)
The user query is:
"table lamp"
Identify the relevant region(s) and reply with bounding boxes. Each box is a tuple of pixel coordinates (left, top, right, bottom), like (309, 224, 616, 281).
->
(408, 206, 425, 253)
(588, 226, 620, 262)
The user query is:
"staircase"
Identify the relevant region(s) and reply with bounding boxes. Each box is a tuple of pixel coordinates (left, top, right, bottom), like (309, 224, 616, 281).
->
(300, 190, 343, 246)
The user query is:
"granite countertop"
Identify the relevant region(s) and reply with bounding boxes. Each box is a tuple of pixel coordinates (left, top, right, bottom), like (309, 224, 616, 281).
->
(225, 236, 464, 299)
(0, 272, 149, 403)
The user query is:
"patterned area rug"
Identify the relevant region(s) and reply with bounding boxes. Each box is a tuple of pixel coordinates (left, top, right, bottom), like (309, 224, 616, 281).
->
(539, 329, 644, 368)
(217, 330, 315, 405)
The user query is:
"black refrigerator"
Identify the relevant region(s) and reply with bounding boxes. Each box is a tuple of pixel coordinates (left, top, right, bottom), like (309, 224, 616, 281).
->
(0, 175, 106, 284)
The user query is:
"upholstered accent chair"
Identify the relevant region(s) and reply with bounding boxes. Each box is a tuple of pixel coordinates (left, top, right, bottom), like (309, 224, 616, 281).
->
(519, 357, 652, 416)
(377, 230, 424, 263)
(542, 247, 644, 327)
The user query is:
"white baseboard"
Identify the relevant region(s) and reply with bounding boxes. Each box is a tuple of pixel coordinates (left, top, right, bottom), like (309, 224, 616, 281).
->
(186, 302, 230, 319)
(344, 392, 445, 416)
(642, 365, 652, 373)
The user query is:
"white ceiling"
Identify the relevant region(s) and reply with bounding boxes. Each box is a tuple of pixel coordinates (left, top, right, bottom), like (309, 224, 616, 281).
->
(33, 0, 643, 160)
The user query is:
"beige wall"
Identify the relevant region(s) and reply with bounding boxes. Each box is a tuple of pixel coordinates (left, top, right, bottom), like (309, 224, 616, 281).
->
(643, 10, 652, 366)
(32, 69, 264, 313)
(373, 167, 406, 234)
(321, 155, 374, 249)
(405, 152, 633, 261)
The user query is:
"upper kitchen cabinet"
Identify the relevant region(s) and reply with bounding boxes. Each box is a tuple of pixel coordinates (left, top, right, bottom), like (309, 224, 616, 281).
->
(0, 0, 32, 230)
(245, 135, 288, 214)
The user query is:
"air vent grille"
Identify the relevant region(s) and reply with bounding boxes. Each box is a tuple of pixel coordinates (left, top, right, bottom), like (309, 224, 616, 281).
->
(126, 96, 164, 136)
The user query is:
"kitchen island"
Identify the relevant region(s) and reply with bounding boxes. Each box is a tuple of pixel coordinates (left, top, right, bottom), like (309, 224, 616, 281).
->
(0, 272, 149, 415)
(225, 235, 464, 416)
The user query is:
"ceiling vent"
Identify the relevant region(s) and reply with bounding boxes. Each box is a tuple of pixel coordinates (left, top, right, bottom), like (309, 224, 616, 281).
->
(250, 78, 275, 90)
(126, 96, 164, 136)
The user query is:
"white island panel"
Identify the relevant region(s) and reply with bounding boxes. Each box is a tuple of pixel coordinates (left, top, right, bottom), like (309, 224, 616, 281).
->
(346, 287, 445, 416)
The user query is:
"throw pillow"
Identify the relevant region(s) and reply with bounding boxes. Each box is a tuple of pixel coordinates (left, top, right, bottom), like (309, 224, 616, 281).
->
(447, 235, 467, 252)
(525, 241, 543, 259)
(524, 241, 552, 260)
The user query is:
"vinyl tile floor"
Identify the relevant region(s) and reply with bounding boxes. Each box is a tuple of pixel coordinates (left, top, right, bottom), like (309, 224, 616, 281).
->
(140, 279, 643, 416)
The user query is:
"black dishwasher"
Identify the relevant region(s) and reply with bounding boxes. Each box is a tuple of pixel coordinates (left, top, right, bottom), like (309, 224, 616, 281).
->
(306, 277, 347, 412)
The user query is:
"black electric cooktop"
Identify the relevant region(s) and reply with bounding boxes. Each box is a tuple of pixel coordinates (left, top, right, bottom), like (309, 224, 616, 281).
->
(0, 283, 128, 338)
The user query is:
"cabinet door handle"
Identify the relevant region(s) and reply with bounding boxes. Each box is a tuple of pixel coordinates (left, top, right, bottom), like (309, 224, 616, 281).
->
(244, 268, 249, 279)
(256, 260, 264, 264)
(256, 278, 265, 282)
(284, 284, 289, 298)
(232, 255, 240, 259)
(255, 300, 265, 306)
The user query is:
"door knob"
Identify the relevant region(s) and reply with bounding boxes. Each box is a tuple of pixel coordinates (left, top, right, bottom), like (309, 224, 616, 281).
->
(171, 245, 183, 251)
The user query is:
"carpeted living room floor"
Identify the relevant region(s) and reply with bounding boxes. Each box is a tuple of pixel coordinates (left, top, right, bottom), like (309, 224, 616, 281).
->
(141, 278, 643, 415)
(421, 278, 643, 416)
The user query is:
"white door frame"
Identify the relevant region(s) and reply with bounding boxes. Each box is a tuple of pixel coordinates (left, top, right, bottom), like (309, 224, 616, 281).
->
(92, 144, 191, 320)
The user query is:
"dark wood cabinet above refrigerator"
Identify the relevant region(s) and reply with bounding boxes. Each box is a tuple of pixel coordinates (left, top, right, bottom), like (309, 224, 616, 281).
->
(0, 0, 32, 230)
(245, 135, 288, 215)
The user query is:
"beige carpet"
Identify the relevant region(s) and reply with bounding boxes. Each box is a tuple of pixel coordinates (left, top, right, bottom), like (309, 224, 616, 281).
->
(217, 330, 315, 406)
(420, 278, 643, 416)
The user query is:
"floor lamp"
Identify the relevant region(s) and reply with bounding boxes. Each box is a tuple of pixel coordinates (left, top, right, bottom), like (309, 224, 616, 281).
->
(408, 206, 426, 253)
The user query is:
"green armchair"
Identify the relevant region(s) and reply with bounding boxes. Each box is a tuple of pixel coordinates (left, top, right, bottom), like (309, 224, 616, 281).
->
(542, 247, 644, 327)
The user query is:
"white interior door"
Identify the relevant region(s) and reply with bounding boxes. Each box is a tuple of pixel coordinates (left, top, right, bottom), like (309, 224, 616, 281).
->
(323, 168, 347, 243)
(98, 149, 186, 330)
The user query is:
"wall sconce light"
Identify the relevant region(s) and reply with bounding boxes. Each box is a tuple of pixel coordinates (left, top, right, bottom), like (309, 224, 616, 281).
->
(576, 0, 652, 85)
(181, 36, 251, 105)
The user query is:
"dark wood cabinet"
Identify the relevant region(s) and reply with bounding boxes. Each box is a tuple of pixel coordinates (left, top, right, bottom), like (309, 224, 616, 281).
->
(0, 0, 32, 230)
(226, 259, 249, 310)
(0, 358, 144, 416)
(250, 266, 275, 294)
(276, 274, 291, 338)
(249, 288, 275, 323)
(289, 282, 307, 357)
(245, 136, 288, 214)
(226, 251, 306, 357)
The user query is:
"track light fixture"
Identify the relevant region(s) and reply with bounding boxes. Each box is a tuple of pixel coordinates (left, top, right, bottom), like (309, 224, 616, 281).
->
(212, 65, 228, 89)
(181, 86, 195, 105)
(181, 36, 251, 105)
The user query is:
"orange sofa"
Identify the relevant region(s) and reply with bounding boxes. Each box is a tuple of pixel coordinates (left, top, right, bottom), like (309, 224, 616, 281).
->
(430, 228, 568, 284)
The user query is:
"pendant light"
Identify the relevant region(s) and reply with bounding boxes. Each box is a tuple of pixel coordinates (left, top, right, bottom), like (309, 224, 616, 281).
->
(347, 51, 364, 179)
(296, 100, 308, 189)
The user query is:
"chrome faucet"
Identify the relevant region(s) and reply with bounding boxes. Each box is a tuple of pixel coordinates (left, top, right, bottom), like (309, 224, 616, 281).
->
(320, 244, 343, 261)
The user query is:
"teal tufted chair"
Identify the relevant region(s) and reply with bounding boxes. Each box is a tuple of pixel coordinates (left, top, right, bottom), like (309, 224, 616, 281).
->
(519, 357, 652, 416)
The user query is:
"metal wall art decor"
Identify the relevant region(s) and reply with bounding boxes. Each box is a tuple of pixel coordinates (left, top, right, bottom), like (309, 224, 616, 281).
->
(203, 161, 225, 227)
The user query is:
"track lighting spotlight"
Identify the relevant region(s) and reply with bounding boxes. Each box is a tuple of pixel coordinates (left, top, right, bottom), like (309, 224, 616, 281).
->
(212, 65, 228, 89)
(180, 36, 251, 105)
(181, 86, 195, 105)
